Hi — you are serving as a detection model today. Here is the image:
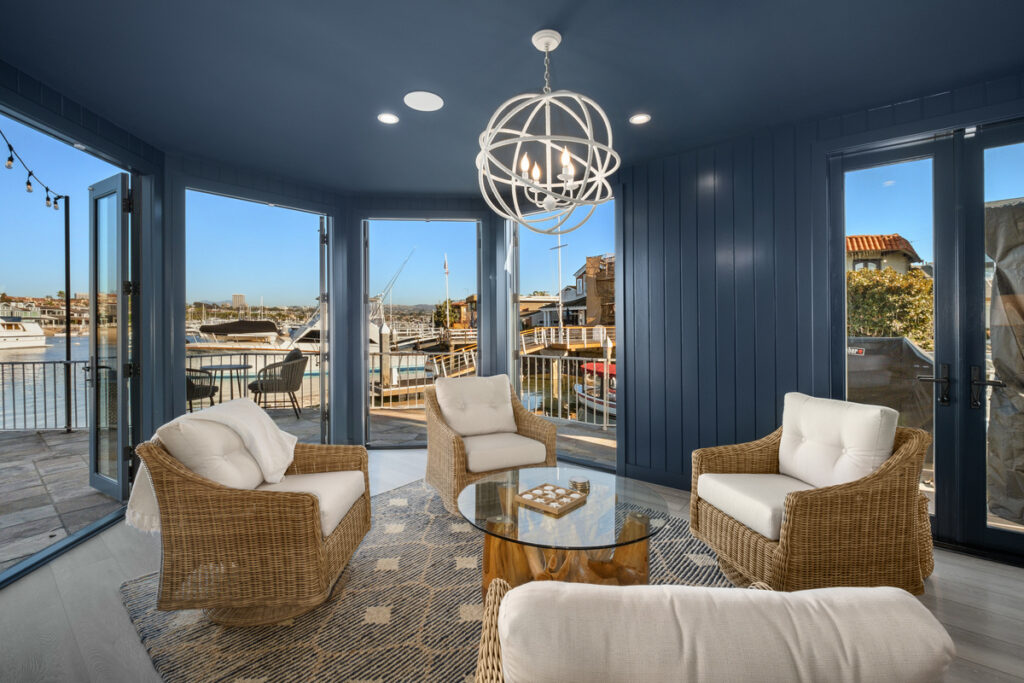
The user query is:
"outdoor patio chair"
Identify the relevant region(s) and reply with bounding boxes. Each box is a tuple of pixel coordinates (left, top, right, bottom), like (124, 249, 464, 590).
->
(249, 348, 307, 418)
(425, 374, 557, 513)
(185, 367, 218, 411)
(690, 392, 934, 594)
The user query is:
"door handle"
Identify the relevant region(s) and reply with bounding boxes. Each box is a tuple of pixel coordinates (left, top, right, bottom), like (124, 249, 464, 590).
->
(917, 362, 950, 406)
(970, 365, 1006, 409)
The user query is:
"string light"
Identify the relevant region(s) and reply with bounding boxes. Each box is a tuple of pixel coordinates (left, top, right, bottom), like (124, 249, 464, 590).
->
(0, 126, 64, 210)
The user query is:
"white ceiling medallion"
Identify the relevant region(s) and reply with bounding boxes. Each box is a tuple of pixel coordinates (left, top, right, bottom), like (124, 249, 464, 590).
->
(404, 91, 444, 111)
(476, 29, 621, 235)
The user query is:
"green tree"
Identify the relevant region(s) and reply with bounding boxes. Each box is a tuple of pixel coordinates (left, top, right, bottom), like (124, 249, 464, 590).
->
(57, 290, 65, 300)
(0, 292, 9, 303)
(433, 299, 454, 329)
(847, 268, 934, 350)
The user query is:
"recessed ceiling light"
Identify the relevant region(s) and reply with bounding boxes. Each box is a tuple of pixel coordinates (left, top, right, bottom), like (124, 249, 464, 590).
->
(403, 91, 444, 112)
(72, 142, 87, 150)
(629, 113, 651, 125)
(377, 112, 400, 124)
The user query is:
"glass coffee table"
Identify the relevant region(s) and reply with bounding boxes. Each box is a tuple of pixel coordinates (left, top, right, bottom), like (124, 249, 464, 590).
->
(456, 465, 669, 596)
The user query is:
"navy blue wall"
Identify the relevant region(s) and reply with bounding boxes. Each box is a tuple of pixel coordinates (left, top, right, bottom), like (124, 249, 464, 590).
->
(618, 71, 1024, 489)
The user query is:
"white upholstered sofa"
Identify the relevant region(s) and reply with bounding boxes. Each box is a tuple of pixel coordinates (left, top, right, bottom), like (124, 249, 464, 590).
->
(476, 579, 955, 682)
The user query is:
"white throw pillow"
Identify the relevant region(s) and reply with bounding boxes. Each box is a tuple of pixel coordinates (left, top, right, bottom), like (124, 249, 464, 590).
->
(778, 392, 899, 488)
(155, 416, 263, 489)
(434, 374, 517, 437)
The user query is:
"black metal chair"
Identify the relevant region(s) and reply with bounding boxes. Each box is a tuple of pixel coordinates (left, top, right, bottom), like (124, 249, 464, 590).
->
(249, 349, 308, 418)
(185, 367, 218, 412)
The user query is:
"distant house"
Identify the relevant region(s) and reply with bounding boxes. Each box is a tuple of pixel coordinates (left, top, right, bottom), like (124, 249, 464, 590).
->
(518, 294, 559, 328)
(449, 294, 476, 328)
(845, 234, 922, 274)
(534, 254, 616, 327)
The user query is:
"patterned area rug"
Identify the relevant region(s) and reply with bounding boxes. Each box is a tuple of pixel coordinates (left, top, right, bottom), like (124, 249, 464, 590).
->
(121, 479, 730, 682)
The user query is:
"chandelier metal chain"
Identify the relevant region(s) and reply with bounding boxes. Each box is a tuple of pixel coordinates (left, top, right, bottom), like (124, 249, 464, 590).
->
(476, 29, 621, 236)
(542, 50, 551, 94)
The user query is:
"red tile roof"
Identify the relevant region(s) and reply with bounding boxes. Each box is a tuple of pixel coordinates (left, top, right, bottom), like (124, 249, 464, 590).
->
(845, 234, 921, 262)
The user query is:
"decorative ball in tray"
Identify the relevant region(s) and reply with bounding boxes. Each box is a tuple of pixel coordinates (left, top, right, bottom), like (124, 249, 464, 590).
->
(514, 484, 588, 517)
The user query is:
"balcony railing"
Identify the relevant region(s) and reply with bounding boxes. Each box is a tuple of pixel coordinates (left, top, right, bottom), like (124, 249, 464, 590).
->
(520, 325, 616, 351)
(0, 360, 90, 430)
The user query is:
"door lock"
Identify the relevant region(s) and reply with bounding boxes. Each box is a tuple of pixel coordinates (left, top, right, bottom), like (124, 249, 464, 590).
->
(970, 365, 1006, 409)
(917, 363, 951, 406)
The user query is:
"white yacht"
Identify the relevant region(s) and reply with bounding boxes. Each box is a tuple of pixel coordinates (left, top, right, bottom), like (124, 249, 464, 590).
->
(0, 317, 48, 349)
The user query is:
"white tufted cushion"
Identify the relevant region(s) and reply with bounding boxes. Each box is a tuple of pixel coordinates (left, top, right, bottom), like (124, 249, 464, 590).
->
(696, 473, 814, 540)
(257, 470, 365, 537)
(434, 374, 517, 437)
(497, 582, 955, 683)
(155, 418, 263, 490)
(778, 392, 899, 488)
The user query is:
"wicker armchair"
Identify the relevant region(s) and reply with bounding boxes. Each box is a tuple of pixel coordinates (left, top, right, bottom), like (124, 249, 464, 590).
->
(250, 351, 307, 418)
(185, 367, 218, 411)
(425, 384, 557, 513)
(690, 426, 934, 594)
(135, 440, 371, 626)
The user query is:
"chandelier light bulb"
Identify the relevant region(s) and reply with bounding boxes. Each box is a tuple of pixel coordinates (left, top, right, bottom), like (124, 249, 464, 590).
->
(520, 153, 530, 175)
(561, 146, 571, 166)
(531, 162, 541, 182)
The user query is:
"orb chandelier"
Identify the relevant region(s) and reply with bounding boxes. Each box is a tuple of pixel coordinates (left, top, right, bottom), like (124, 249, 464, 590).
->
(476, 29, 621, 235)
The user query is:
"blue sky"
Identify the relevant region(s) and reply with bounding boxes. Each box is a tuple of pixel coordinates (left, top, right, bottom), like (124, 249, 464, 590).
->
(0, 112, 120, 298)
(186, 190, 321, 306)
(845, 142, 1024, 263)
(369, 202, 615, 305)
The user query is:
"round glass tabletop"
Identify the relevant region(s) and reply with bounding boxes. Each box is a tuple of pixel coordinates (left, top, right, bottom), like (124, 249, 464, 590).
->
(456, 465, 670, 551)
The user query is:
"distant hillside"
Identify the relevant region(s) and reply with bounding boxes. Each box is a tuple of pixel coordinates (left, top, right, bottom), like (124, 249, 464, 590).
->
(386, 303, 434, 314)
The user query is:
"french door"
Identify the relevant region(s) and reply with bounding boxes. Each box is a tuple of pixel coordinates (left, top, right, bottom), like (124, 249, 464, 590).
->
(836, 121, 1024, 558)
(87, 173, 133, 501)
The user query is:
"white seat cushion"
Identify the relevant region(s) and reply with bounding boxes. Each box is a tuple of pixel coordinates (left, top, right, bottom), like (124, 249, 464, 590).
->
(497, 582, 955, 683)
(155, 417, 263, 490)
(697, 473, 813, 540)
(463, 432, 546, 473)
(434, 374, 517, 437)
(257, 470, 365, 537)
(779, 392, 899, 488)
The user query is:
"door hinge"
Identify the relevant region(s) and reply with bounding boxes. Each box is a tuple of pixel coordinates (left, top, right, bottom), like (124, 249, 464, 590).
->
(122, 189, 133, 214)
(319, 292, 329, 304)
(320, 232, 329, 245)
(124, 362, 139, 378)
(123, 280, 139, 296)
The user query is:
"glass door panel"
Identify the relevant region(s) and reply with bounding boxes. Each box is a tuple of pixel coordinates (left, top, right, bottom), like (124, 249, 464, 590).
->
(844, 156, 938, 513)
(88, 173, 130, 500)
(980, 140, 1024, 537)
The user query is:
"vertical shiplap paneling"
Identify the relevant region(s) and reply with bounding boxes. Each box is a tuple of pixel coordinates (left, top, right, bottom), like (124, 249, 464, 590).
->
(752, 132, 778, 436)
(714, 144, 736, 445)
(647, 159, 667, 473)
(678, 152, 701, 479)
(695, 148, 718, 448)
(772, 128, 798, 410)
(732, 139, 756, 443)
(631, 165, 650, 469)
(794, 122, 818, 393)
(662, 157, 683, 475)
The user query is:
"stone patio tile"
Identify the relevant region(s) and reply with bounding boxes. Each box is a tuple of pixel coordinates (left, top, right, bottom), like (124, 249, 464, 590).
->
(0, 504, 57, 531)
(0, 524, 66, 564)
(0, 487, 49, 512)
(60, 501, 123, 534)
(35, 454, 85, 476)
(54, 492, 118, 515)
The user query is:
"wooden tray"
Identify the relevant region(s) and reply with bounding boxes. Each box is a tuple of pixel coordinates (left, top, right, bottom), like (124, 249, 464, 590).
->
(514, 483, 588, 517)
